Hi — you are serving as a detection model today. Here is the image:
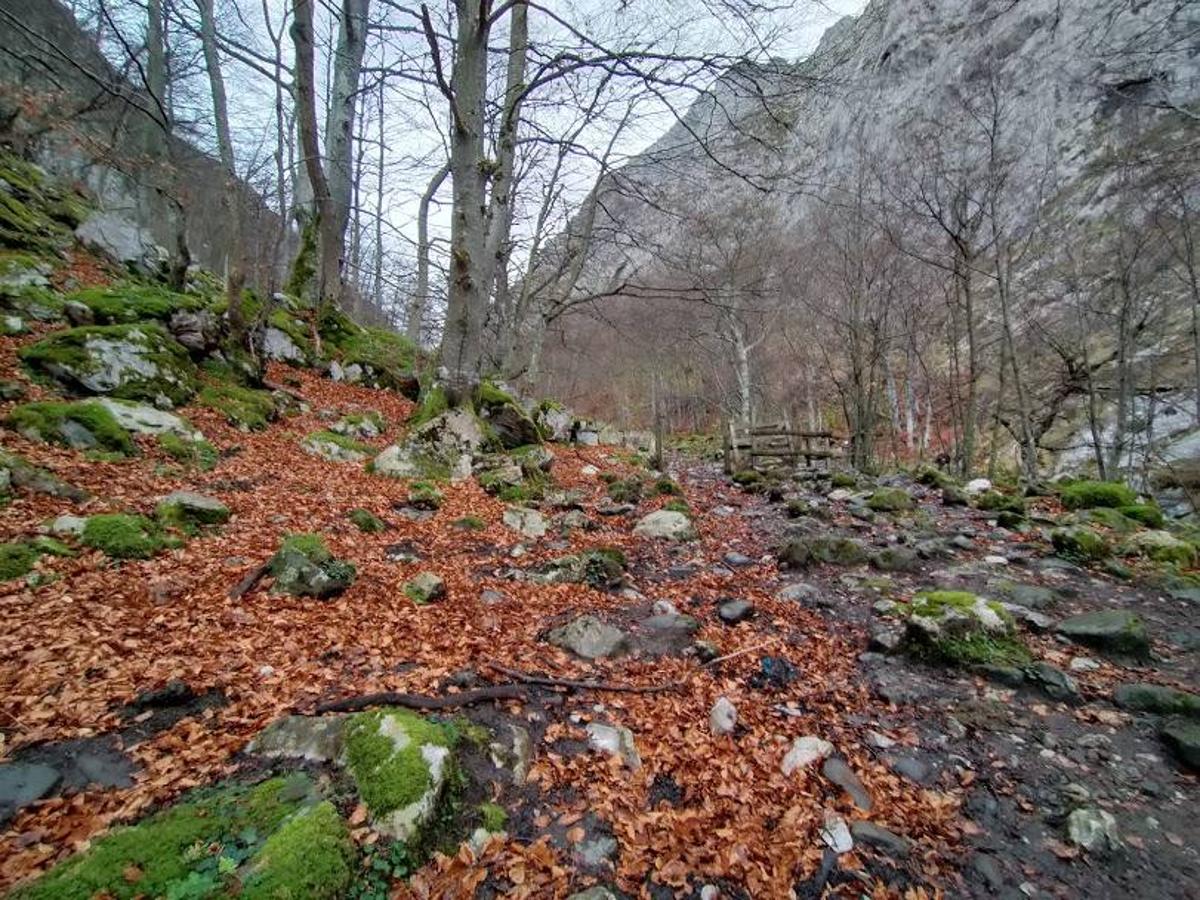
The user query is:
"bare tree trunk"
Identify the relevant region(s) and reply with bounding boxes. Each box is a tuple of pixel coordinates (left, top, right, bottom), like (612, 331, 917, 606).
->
(197, 0, 246, 341)
(409, 161, 449, 343)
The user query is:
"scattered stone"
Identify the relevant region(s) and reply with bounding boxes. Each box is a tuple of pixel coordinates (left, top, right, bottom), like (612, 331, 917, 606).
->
(871, 546, 920, 572)
(1160, 718, 1200, 769)
(502, 506, 547, 538)
(723, 551, 754, 567)
(156, 490, 229, 527)
(586, 723, 641, 769)
(269, 534, 355, 599)
(1069, 656, 1101, 672)
(718, 598, 754, 624)
(97, 398, 198, 437)
(405, 572, 446, 604)
(249, 714, 346, 762)
(778, 535, 868, 568)
(1114, 683, 1200, 717)
(868, 627, 903, 654)
(1055, 609, 1150, 658)
(781, 736, 833, 774)
(1066, 807, 1119, 852)
(0, 762, 61, 824)
(547, 615, 629, 659)
(850, 821, 911, 858)
(888, 755, 933, 784)
(822, 757, 872, 810)
(633, 509, 697, 541)
(48, 514, 86, 536)
(821, 813, 854, 854)
(965, 478, 992, 495)
(1025, 662, 1079, 702)
(775, 582, 822, 604)
(567, 888, 618, 900)
(710, 696, 737, 736)
(754, 656, 799, 689)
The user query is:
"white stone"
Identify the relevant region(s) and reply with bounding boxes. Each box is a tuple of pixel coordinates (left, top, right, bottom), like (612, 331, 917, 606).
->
(781, 736, 834, 774)
(49, 514, 87, 536)
(827, 488, 853, 501)
(652, 599, 680, 616)
(633, 509, 697, 541)
(97, 398, 199, 438)
(965, 478, 993, 495)
(262, 326, 304, 362)
(983, 555, 1009, 566)
(502, 506, 547, 538)
(710, 696, 737, 736)
(580, 464, 599, 476)
(820, 813, 854, 854)
(586, 722, 641, 769)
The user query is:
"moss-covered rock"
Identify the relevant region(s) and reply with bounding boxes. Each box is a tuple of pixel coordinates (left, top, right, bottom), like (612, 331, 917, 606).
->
(1125, 530, 1197, 567)
(343, 709, 457, 842)
(1060, 479, 1137, 510)
(868, 487, 914, 511)
(349, 508, 386, 533)
(901, 590, 1028, 667)
(476, 381, 540, 449)
(1081, 506, 1137, 533)
(158, 432, 218, 470)
(269, 533, 356, 599)
(973, 491, 1026, 514)
(1118, 503, 1164, 528)
(197, 383, 277, 431)
(8, 400, 135, 455)
(1051, 526, 1110, 562)
(9, 776, 343, 900)
(302, 430, 374, 463)
(156, 491, 229, 529)
(0, 152, 84, 252)
(404, 571, 446, 604)
(0, 541, 39, 581)
(331, 410, 385, 440)
(20, 323, 198, 406)
(1056, 609, 1149, 659)
(407, 481, 444, 510)
(533, 548, 627, 589)
(65, 284, 204, 324)
(324, 321, 418, 395)
(0, 445, 89, 501)
(778, 536, 869, 568)
(1114, 683, 1200, 717)
(607, 476, 643, 504)
(81, 513, 172, 559)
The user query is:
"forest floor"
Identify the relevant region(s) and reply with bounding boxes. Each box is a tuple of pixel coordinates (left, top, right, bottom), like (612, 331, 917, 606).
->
(0, 355, 1198, 898)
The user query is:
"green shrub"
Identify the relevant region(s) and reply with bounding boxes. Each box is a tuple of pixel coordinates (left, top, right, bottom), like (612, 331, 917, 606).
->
(81, 514, 170, 559)
(1060, 479, 1137, 510)
(8, 401, 135, 455)
(349, 508, 386, 533)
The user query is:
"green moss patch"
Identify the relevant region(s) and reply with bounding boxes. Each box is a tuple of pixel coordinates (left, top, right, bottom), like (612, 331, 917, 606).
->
(409, 384, 448, 428)
(1119, 503, 1164, 528)
(0, 542, 39, 580)
(407, 481, 444, 510)
(10, 777, 320, 900)
(868, 487, 914, 511)
(349, 508, 386, 533)
(478, 802, 507, 832)
(197, 384, 277, 430)
(453, 515, 486, 531)
(81, 513, 172, 559)
(1051, 526, 1110, 562)
(20, 323, 199, 406)
(67, 284, 204, 324)
(269, 533, 356, 598)
(1060, 479, 1137, 510)
(158, 432, 218, 470)
(344, 710, 456, 817)
(8, 400, 135, 455)
(607, 477, 643, 504)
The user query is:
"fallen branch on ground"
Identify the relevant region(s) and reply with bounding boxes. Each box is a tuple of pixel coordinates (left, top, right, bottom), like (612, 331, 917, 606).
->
(701, 638, 781, 668)
(313, 684, 528, 714)
(228, 560, 272, 599)
(486, 662, 682, 694)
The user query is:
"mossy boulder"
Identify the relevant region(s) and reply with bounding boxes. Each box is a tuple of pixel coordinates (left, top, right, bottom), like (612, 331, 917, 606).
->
(1160, 718, 1200, 770)
(1113, 683, 1200, 718)
(732, 469, 762, 487)
(158, 433, 218, 470)
(0, 541, 40, 581)
(324, 322, 419, 395)
(1124, 530, 1197, 567)
(8, 400, 135, 455)
(81, 513, 172, 559)
(778, 536, 869, 568)
(65, 284, 204, 325)
(21, 323, 198, 406)
(1119, 503, 1164, 528)
(302, 430, 373, 463)
(868, 487, 914, 512)
(344, 709, 457, 842)
(197, 384, 277, 431)
(902, 590, 1028, 667)
(156, 491, 229, 529)
(407, 481, 444, 510)
(476, 381, 541, 449)
(607, 476, 643, 504)
(1060, 480, 1137, 510)
(0, 445, 89, 501)
(1081, 506, 1137, 533)
(0, 152, 84, 252)
(331, 411, 385, 440)
(1055, 609, 1149, 659)
(269, 534, 356, 599)
(9, 776, 351, 900)
(1051, 526, 1110, 562)
(973, 491, 1026, 514)
(533, 548, 626, 589)
(375, 408, 485, 481)
(633, 509, 696, 541)
(404, 571, 446, 604)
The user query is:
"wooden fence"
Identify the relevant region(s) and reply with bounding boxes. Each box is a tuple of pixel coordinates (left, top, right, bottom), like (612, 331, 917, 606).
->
(722, 422, 841, 474)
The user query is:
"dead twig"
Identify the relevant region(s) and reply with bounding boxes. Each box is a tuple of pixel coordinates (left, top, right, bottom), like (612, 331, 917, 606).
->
(228, 560, 272, 599)
(313, 684, 528, 714)
(701, 637, 781, 668)
(486, 662, 681, 694)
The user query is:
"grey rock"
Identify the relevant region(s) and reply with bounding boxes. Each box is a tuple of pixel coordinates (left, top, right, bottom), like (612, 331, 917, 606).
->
(158, 490, 229, 526)
(870, 546, 920, 573)
(1066, 807, 1119, 851)
(302, 433, 370, 463)
(1160, 718, 1200, 769)
(567, 888, 618, 900)
(633, 509, 697, 541)
(49, 514, 87, 536)
(1056, 609, 1150, 658)
(586, 723, 640, 768)
(0, 763, 61, 823)
(775, 582, 822, 604)
(75, 211, 166, 274)
(262, 326, 305, 362)
(888, 755, 933, 784)
(850, 821, 911, 858)
(97, 398, 199, 437)
(718, 599, 754, 624)
(821, 757, 872, 810)
(405, 571, 446, 604)
(503, 506, 547, 538)
(1114, 683, 1200, 717)
(547, 615, 630, 659)
(168, 309, 220, 353)
(1025, 662, 1079, 701)
(249, 714, 345, 762)
(723, 551, 754, 567)
(63, 299, 94, 326)
(868, 628, 903, 653)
